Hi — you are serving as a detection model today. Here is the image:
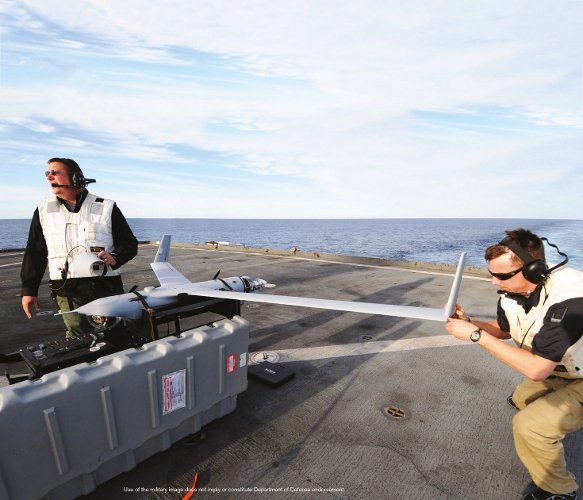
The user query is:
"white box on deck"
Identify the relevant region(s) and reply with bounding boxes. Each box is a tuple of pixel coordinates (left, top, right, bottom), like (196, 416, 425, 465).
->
(0, 316, 250, 500)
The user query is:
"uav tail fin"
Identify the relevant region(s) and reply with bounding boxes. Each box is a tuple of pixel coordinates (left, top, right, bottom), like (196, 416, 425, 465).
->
(150, 235, 192, 286)
(153, 235, 172, 263)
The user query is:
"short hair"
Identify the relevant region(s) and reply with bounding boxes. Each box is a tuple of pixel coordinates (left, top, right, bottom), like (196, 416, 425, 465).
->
(484, 228, 545, 265)
(48, 158, 82, 175)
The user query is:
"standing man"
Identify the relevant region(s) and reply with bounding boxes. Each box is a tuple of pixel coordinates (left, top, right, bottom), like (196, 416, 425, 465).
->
(21, 158, 138, 337)
(446, 228, 583, 500)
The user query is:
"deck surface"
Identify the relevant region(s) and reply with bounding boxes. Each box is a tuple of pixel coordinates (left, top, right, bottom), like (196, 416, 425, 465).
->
(1, 244, 582, 499)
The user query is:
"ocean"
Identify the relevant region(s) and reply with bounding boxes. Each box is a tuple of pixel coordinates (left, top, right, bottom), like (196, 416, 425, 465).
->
(2, 218, 583, 270)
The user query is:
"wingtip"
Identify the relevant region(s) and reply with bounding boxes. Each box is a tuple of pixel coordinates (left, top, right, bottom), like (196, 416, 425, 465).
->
(443, 251, 467, 319)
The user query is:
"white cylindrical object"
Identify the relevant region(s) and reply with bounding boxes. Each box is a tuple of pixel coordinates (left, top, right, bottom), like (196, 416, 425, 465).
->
(69, 252, 107, 278)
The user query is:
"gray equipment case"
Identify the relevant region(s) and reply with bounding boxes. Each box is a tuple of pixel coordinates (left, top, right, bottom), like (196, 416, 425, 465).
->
(0, 316, 249, 500)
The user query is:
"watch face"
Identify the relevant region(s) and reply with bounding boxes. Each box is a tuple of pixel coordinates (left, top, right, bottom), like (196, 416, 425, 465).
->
(470, 330, 481, 342)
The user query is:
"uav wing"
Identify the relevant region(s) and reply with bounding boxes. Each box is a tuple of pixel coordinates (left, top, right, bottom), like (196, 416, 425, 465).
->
(186, 253, 466, 322)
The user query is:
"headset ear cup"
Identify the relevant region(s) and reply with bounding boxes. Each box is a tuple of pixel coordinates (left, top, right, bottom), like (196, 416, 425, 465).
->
(71, 172, 85, 188)
(522, 260, 548, 283)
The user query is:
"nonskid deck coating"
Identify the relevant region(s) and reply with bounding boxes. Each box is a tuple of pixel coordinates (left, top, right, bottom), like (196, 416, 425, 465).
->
(0, 244, 581, 499)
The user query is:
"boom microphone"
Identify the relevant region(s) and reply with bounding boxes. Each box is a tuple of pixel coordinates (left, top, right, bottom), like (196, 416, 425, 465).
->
(51, 178, 96, 188)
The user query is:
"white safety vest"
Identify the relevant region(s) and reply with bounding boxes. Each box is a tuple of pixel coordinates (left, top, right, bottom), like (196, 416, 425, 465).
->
(501, 267, 583, 379)
(38, 193, 120, 280)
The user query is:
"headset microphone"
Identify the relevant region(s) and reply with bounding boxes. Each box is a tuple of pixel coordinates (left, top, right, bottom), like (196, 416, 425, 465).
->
(52, 174, 96, 188)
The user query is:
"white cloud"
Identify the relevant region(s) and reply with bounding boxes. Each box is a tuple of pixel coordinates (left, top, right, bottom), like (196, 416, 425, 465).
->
(2, 0, 583, 220)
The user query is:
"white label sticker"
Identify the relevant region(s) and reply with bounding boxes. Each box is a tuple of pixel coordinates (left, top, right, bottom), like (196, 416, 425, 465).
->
(162, 369, 186, 415)
(239, 352, 247, 368)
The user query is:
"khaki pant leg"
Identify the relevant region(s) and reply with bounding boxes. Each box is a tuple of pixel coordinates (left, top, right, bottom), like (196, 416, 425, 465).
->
(512, 378, 583, 494)
(512, 378, 554, 409)
(56, 295, 91, 337)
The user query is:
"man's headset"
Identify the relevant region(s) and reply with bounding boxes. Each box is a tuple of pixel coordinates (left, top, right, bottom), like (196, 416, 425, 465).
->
(69, 171, 96, 188)
(499, 236, 569, 284)
(48, 158, 96, 188)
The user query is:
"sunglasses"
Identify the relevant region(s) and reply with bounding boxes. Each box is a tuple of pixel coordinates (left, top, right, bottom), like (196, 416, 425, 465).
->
(488, 267, 523, 280)
(45, 170, 69, 177)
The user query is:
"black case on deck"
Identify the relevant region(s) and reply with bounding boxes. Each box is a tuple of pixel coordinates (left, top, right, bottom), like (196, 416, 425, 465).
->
(248, 361, 295, 388)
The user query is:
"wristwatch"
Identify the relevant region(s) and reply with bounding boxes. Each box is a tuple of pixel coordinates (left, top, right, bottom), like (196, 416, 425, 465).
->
(470, 329, 482, 343)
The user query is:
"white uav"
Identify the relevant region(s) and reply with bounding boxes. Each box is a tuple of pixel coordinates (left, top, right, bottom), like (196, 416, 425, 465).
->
(69, 235, 466, 324)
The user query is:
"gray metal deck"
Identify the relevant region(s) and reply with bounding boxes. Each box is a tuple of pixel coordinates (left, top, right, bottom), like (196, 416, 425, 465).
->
(1, 243, 581, 499)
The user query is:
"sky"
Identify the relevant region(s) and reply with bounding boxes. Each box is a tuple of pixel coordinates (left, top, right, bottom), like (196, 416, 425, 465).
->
(1, 0, 582, 220)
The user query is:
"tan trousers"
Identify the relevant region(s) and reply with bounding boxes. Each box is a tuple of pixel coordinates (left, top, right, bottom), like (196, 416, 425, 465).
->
(512, 377, 583, 494)
(56, 295, 92, 337)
